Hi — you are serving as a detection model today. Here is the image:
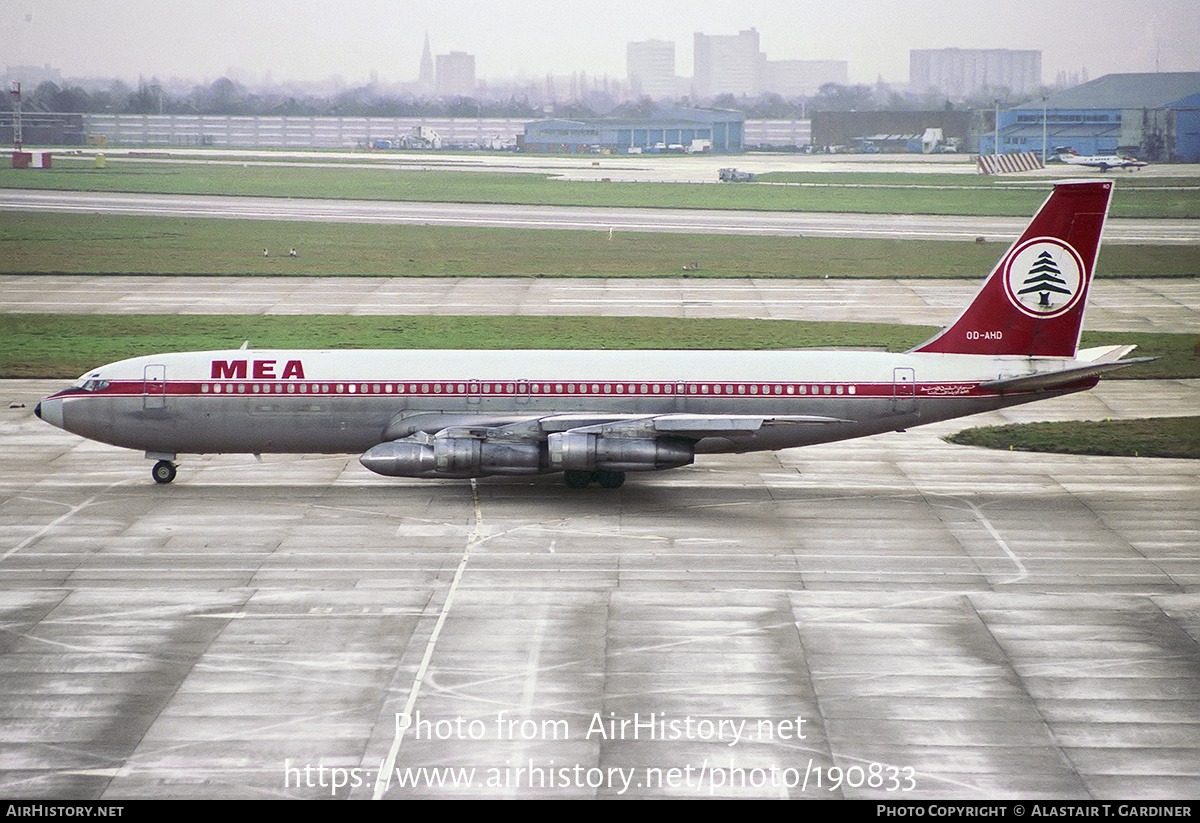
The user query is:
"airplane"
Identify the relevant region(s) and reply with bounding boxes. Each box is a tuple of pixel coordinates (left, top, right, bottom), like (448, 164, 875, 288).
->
(1054, 147, 1147, 172)
(34, 180, 1147, 490)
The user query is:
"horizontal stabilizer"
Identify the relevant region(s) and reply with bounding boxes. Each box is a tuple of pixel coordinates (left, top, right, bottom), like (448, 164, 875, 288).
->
(982, 349, 1153, 394)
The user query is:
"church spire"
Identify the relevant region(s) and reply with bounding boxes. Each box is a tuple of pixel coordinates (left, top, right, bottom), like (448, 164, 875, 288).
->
(418, 31, 434, 93)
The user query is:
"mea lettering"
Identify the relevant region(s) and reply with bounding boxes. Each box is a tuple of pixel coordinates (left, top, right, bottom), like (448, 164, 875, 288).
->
(210, 359, 306, 379)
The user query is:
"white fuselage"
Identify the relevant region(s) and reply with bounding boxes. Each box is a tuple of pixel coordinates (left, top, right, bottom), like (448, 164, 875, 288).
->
(39, 347, 1089, 463)
(1060, 154, 1146, 171)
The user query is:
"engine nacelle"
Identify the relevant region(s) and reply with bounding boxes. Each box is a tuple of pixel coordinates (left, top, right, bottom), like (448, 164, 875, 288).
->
(360, 435, 542, 478)
(548, 432, 694, 472)
(434, 437, 542, 475)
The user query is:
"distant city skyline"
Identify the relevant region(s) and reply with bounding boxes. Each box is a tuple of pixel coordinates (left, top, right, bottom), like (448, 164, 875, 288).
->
(2, 0, 1197, 91)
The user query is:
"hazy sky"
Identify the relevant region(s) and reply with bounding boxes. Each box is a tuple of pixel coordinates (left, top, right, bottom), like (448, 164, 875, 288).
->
(3, 0, 1197, 88)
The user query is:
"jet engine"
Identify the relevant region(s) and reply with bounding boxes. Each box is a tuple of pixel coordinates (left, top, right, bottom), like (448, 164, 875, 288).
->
(548, 432, 694, 472)
(359, 433, 542, 478)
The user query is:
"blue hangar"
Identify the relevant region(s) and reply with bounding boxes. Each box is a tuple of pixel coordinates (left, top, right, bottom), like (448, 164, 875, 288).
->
(983, 72, 1200, 162)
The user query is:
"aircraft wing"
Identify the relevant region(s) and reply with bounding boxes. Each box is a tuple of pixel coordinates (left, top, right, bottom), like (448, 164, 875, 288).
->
(532, 413, 851, 438)
(396, 412, 851, 442)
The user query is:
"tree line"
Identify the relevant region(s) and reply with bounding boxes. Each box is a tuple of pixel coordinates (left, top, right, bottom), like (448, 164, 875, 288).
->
(4, 77, 1044, 118)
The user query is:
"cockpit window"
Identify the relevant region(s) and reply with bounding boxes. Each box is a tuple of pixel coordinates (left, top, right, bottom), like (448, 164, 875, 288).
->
(80, 379, 109, 392)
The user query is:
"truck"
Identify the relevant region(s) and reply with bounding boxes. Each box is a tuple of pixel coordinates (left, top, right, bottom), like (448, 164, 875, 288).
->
(718, 168, 754, 182)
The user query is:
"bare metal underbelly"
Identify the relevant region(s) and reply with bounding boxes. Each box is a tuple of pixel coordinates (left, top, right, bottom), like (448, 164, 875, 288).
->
(60, 391, 1058, 457)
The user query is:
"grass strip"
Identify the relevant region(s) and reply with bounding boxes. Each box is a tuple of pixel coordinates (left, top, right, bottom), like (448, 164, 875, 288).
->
(3, 212, 1197, 278)
(0, 314, 933, 378)
(947, 416, 1200, 460)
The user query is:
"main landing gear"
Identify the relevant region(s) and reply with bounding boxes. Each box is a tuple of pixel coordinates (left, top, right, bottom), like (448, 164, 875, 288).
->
(563, 469, 625, 489)
(151, 460, 177, 484)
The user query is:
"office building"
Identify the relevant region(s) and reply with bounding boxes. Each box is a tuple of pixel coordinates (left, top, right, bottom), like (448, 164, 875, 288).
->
(694, 29, 764, 99)
(436, 52, 475, 97)
(910, 49, 1041, 99)
(627, 40, 677, 99)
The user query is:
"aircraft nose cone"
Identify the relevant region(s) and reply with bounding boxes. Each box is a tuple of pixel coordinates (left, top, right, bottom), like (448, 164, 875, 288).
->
(34, 397, 64, 429)
(360, 439, 436, 477)
(359, 442, 405, 476)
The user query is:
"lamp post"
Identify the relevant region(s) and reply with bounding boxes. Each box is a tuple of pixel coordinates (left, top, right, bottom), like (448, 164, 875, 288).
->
(993, 99, 1000, 156)
(1041, 96, 1048, 165)
(9, 82, 21, 151)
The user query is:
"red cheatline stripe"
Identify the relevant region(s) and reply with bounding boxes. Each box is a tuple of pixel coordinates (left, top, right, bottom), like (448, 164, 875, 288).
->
(63, 379, 995, 399)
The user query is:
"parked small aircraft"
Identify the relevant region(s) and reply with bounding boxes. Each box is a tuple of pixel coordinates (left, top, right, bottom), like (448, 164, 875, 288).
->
(1055, 147, 1147, 171)
(36, 181, 1143, 488)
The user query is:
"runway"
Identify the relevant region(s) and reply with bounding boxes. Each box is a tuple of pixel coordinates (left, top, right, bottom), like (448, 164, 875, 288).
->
(1, 377, 1197, 799)
(3, 189, 1199, 244)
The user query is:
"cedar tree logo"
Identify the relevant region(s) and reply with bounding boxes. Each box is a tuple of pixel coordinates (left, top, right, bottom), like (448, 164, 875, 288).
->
(1003, 237, 1086, 318)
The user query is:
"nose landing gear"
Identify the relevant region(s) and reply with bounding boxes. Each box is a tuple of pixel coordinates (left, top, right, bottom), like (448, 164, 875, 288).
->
(152, 460, 177, 484)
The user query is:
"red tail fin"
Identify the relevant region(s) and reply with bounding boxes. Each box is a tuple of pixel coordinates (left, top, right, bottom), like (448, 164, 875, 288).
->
(912, 180, 1113, 358)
